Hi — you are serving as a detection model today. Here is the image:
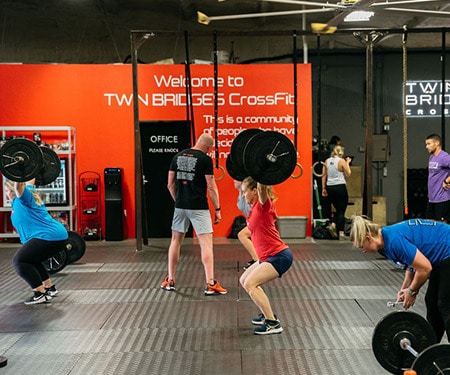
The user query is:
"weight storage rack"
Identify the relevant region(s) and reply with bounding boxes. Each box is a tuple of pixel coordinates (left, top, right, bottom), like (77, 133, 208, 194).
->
(79, 171, 102, 241)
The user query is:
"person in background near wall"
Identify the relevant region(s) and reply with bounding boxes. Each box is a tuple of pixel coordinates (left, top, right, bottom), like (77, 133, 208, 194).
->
(425, 134, 450, 222)
(322, 145, 352, 240)
(350, 215, 450, 343)
(234, 180, 258, 270)
(328, 135, 341, 152)
(161, 133, 227, 295)
(4, 179, 68, 305)
(239, 177, 293, 335)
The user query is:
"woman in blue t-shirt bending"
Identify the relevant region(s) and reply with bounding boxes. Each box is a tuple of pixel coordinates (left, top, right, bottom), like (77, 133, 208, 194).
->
(351, 215, 450, 342)
(5, 180, 68, 305)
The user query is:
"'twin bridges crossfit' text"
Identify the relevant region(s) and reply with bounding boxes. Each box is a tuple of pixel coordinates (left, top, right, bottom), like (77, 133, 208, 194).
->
(104, 92, 295, 107)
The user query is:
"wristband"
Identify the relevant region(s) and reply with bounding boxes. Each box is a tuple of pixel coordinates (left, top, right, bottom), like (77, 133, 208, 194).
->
(407, 286, 418, 296)
(215, 207, 221, 211)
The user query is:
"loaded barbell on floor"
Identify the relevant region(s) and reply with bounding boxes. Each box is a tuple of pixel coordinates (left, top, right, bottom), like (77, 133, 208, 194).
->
(226, 129, 300, 185)
(372, 311, 450, 374)
(0, 138, 61, 185)
(42, 231, 87, 274)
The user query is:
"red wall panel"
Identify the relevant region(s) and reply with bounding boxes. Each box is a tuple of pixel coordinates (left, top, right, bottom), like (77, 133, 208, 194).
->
(0, 64, 312, 238)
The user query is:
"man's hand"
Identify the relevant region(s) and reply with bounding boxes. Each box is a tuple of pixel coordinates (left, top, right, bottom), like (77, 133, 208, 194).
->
(214, 210, 221, 224)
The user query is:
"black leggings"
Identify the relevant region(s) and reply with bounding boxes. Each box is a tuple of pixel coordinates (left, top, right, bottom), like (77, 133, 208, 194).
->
(326, 184, 349, 233)
(12, 238, 67, 289)
(424, 257, 450, 342)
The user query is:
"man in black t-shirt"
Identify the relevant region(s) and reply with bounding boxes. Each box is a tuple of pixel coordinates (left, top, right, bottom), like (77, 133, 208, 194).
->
(160, 133, 228, 295)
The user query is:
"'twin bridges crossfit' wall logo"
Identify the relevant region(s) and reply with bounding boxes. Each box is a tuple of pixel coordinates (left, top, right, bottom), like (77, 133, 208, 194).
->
(405, 80, 450, 118)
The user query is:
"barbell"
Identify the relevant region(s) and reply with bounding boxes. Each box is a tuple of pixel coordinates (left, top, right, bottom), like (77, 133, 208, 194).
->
(0, 138, 61, 185)
(42, 231, 87, 274)
(226, 129, 301, 185)
(372, 311, 450, 374)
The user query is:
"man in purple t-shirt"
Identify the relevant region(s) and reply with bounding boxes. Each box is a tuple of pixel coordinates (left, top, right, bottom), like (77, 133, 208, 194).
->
(425, 134, 450, 222)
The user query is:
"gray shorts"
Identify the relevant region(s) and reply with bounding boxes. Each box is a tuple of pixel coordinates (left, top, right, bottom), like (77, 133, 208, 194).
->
(171, 208, 213, 234)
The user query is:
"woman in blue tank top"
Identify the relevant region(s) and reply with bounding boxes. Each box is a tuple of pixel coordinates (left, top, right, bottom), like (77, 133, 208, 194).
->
(5, 179, 68, 305)
(351, 215, 450, 343)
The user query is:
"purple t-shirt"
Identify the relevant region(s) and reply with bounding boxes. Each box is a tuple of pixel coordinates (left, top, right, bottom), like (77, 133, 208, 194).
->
(428, 150, 450, 203)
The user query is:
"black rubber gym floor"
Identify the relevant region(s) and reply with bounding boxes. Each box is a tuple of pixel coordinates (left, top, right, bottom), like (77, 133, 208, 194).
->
(0, 237, 438, 374)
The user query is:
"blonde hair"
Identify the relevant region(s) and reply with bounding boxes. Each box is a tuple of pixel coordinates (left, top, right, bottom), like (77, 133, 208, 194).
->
(350, 215, 380, 247)
(242, 176, 277, 202)
(4, 180, 14, 193)
(4, 180, 43, 206)
(332, 145, 345, 158)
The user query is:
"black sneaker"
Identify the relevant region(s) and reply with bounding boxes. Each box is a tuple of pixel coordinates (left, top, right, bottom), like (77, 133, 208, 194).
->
(243, 259, 257, 270)
(45, 285, 58, 297)
(252, 313, 265, 325)
(24, 291, 52, 305)
(251, 313, 278, 325)
(253, 319, 283, 335)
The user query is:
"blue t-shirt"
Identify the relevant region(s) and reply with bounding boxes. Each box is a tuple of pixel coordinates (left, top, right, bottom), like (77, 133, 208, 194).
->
(382, 219, 450, 269)
(11, 185, 68, 243)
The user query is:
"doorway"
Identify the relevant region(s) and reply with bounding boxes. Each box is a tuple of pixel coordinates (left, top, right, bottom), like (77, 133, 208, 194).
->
(140, 121, 191, 237)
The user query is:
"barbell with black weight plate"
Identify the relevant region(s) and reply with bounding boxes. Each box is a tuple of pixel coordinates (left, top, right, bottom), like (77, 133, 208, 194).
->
(66, 230, 86, 264)
(372, 311, 450, 374)
(0, 138, 61, 185)
(227, 128, 263, 182)
(42, 246, 68, 274)
(42, 231, 87, 274)
(35, 146, 61, 186)
(226, 129, 299, 185)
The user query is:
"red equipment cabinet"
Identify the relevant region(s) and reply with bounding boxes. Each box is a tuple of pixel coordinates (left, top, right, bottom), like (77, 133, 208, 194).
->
(79, 171, 102, 240)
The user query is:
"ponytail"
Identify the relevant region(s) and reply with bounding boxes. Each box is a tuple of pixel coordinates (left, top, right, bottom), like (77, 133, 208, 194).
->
(350, 215, 380, 247)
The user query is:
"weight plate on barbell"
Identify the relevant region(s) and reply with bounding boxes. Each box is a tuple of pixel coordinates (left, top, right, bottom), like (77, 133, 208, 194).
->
(243, 131, 297, 185)
(372, 311, 437, 374)
(227, 128, 263, 181)
(412, 343, 450, 374)
(226, 154, 245, 181)
(41, 248, 69, 274)
(66, 230, 86, 264)
(35, 146, 61, 186)
(0, 138, 43, 182)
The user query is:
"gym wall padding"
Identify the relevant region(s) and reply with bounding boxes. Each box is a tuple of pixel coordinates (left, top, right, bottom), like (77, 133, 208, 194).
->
(0, 64, 312, 238)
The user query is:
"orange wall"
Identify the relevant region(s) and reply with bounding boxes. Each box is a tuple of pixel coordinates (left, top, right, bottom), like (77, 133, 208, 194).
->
(0, 64, 312, 238)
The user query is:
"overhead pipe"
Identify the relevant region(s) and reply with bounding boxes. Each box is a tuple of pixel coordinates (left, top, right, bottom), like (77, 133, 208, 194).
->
(302, 11, 308, 64)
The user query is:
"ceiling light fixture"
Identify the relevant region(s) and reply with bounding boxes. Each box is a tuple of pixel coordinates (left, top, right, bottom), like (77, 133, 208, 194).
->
(344, 10, 375, 22)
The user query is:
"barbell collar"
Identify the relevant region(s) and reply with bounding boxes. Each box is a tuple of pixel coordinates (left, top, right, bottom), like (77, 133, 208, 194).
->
(266, 154, 277, 163)
(400, 338, 419, 357)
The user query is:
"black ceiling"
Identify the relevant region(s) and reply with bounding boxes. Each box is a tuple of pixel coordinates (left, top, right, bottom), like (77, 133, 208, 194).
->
(0, 0, 449, 63)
